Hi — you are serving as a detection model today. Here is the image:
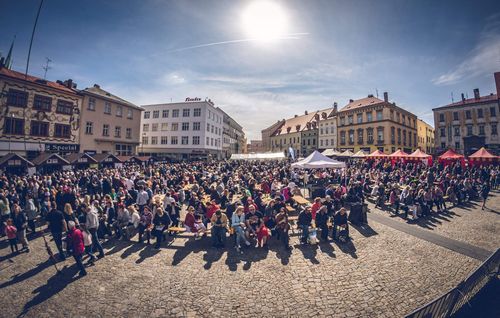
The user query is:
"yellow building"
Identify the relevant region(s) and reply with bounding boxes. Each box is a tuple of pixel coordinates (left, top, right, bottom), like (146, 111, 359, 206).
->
(417, 119, 435, 154)
(337, 92, 418, 154)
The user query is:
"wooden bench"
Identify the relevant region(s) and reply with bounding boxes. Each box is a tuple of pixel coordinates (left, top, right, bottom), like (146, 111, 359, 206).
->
(286, 205, 296, 213)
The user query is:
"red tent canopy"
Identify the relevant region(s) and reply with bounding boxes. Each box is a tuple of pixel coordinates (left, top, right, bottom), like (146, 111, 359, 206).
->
(366, 150, 387, 158)
(388, 149, 409, 158)
(468, 147, 498, 160)
(408, 149, 431, 159)
(438, 149, 464, 160)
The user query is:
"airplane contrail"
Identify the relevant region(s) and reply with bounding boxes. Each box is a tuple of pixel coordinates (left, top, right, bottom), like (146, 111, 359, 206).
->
(167, 32, 309, 52)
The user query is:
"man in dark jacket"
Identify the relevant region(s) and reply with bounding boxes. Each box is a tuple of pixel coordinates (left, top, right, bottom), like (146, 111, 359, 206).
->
(46, 201, 66, 260)
(333, 208, 349, 241)
(315, 206, 329, 241)
(298, 207, 312, 244)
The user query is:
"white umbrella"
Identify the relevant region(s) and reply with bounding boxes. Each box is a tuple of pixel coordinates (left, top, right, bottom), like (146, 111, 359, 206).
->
(291, 151, 346, 169)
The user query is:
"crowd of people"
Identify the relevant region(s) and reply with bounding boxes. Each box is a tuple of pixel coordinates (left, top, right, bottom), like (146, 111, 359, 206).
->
(0, 157, 496, 277)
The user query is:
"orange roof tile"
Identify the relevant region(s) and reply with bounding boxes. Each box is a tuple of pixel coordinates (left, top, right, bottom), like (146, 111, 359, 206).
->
(339, 96, 384, 112)
(0, 67, 77, 94)
(272, 108, 333, 136)
(435, 94, 498, 109)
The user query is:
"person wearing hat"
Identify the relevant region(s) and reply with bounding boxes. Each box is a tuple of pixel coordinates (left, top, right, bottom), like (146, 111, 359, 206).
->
(66, 221, 87, 277)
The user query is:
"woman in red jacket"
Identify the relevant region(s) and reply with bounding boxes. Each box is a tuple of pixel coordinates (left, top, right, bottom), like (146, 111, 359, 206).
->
(66, 221, 87, 277)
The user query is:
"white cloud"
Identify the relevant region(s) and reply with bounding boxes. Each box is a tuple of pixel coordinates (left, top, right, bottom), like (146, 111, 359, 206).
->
(432, 15, 500, 85)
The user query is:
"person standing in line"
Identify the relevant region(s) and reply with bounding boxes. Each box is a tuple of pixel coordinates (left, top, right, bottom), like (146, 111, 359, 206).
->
(481, 182, 491, 210)
(85, 206, 105, 259)
(12, 204, 29, 252)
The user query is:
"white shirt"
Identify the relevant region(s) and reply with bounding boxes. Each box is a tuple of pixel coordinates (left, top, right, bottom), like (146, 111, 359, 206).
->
(136, 191, 149, 206)
(131, 212, 140, 228)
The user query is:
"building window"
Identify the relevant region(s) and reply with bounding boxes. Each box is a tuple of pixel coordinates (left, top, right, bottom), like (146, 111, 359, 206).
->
(54, 123, 71, 138)
(161, 136, 168, 144)
(115, 126, 121, 138)
(116, 105, 123, 117)
(465, 110, 471, 120)
(454, 126, 460, 136)
(127, 109, 133, 119)
(103, 124, 109, 136)
(160, 109, 168, 118)
(453, 112, 459, 121)
(4, 117, 25, 135)
(441, 142, 446, 149)
(126, 128, 132, 139)
(88, 97, 96, 111)
(211, 138, 214, 146)
(144, 111, 150, 119)
(182, 122, 189, 131)
(396, 113, 400, 123)
(490, 107, 497, 117)
(390, 110, 394, 120)
(376, 110, 383, 121)
(377, 127, 384, 142)
(467, 125, 473, 136)
(151, 136, 158, 145)
(439, 113, 445, 122)
(171, 136, 178, 145)
(143, 124, 149, 132)
(348, 115, 353, 124)
(356, 114, 363, 124)
(440, 128, 445, 137)
(339, 117, 345, 125)
(115, 144, 132, 156)
(455, 142, 460, 149)
(193, 122, 200, 131)
(193, 108, 201, 117)
(492, 123, 498, 135)
(477, 109, 483, 118)
(161, 123, 168, 131)
(325, 139, 329, 146)
(104, 102, 111, 114)
(367, 128, 374, 143)
(152, 110, 159, 118)
(348, 130, 354, 144)
(207, 123, 210, 132)
(402, 115, 406, 126)
(142, 136, 148, 145)
(7, 89, 28, 107)
(357, 129, 363, 144)
(172, 109, 179, 117)
(403, 130, 407, 145)
(390, 127, 395, 143)
(33, 95, 52, 111)
(366, 112, 373, 122)
(171, 123, 178, 131)
(479, 125, 485, 135)
(152, 123, 158, 132)
(211, 125, 214, 134)
(30, 121, 49, 137)
(183, 109, 190, 117)
(320, 140, 324, 147)
(181, 136, 189, 145)
(85, 122, 93, 135)
(206, 137, 209, 145)
(56, 100, 73, 115)
(340, 131, 346, 144)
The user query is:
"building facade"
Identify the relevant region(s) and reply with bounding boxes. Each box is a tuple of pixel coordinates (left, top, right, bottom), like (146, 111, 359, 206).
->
(79, 84, 142, 156)
(0, 66, 82, 159)
(337, 93, 418, 154)
(417, 119, 435, 154)
(433, 72, 500, 155)
(261, 119, 285, 152)
(139, 99, 224, 160)
(318, 103, 338, 151)
(219, 108, 245, 159)
(247, 140, 264, 153)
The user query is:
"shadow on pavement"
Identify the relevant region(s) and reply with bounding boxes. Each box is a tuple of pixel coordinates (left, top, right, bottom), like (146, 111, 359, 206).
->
(350, 223, 378, 237)
(0, 259, 54, 289)
(135, 245, 161, 264)
(332, 239, 358, 259)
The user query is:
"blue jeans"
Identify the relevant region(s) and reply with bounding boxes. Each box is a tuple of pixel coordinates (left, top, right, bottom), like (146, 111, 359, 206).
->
(52, 231, 66, 259)
(234, 226, 247, 248)
(89, 228, 104, 257)
(73, 254, 87, 275)
(300, 225, 309, 243)
(211, 226, 226, 247)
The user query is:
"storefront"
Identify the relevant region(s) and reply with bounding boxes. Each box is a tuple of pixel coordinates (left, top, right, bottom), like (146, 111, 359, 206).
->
(31, 153, 70, 174)
(0, 153, 34, 175)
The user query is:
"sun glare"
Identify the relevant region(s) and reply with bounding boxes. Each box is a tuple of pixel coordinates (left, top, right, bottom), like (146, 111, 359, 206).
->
(242, 1, 288, 42)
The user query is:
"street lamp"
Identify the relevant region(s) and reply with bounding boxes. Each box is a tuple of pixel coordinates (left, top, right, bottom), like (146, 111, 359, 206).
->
(8, 113, 14, 153)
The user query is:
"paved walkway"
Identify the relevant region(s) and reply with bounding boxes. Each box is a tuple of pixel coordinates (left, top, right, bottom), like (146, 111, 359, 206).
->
(368, 212, 493, 261)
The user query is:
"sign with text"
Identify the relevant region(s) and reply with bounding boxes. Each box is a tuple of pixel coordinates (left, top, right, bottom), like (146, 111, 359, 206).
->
(45, 143, 80, 153)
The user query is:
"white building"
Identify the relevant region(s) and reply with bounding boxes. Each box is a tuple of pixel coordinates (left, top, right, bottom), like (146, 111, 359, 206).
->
(139, 98, 224, 160)
(318, 103, 338, 151)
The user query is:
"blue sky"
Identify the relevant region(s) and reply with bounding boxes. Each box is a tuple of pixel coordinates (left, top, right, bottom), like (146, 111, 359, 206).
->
(1, 0, 500, 140)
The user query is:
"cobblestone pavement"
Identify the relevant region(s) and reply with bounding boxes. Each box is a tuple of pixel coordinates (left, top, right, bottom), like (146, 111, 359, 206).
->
(368, 191, 500, 251)
(1, 195, 498, 318)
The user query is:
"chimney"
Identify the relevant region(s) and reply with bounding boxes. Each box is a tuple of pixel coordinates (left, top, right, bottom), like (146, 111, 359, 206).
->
(383, 92, 388, 102)
(333, 102, 338, 113)
(368, 94, 374, 98)
(93, 84, 100, 89)
(305, 111, 308, 115)
(473, 88, 480, 100)
(495, 72, 500, 98)
(349, 99, 354, 103)
(461, 93, 465, 102)
(294, 114, 298, 118)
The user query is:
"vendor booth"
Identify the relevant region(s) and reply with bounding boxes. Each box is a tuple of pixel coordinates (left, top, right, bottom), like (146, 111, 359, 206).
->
(365, 150, 387, 159)
(65, 153, 97, 169)
(92, 153, 123, 168)
(32, 153, 70, 174)
(291, 151, 345, 169)
(468, 147, 498, 165)
(438, 149, 464, 166)
(0, 153, 34, 175)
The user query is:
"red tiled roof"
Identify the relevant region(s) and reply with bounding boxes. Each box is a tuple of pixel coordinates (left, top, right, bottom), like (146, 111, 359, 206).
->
(0, 67, 77, 94)
(272, 108, 333, 136)
(339, 96, 385, 112)
(435, 94, 498, 109)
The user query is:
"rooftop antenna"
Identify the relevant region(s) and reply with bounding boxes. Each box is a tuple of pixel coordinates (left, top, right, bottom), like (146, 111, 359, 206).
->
(42, 57, 52, 79)
(375, 88, 379, 98)
(451, 92, 454, 103)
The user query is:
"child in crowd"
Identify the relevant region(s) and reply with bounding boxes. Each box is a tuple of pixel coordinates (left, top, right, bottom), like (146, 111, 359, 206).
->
(194, 214, 207, 240)
(5, 219, 18, 254)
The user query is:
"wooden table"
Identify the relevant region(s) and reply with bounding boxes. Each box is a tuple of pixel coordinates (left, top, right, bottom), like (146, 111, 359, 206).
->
(292, 195, 309, 205)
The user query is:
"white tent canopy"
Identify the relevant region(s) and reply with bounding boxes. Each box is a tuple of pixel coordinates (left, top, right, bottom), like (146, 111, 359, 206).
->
(321, 149, 341, 157)
(291, 151, 346, 169)
(230, 152, 286, 160)
(338, 150, 354, 157)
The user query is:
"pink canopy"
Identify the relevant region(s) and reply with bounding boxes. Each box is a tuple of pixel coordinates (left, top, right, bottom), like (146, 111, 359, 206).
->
(468, 147, 498, 160)
(366, 150, 387, 159)
(408, 149, 431, 159)
(388, 149, 409, 158)
(439, 149, 464, 160)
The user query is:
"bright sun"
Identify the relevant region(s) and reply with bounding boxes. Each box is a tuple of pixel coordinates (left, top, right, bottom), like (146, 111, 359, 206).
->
(242, 1, 288, 42)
